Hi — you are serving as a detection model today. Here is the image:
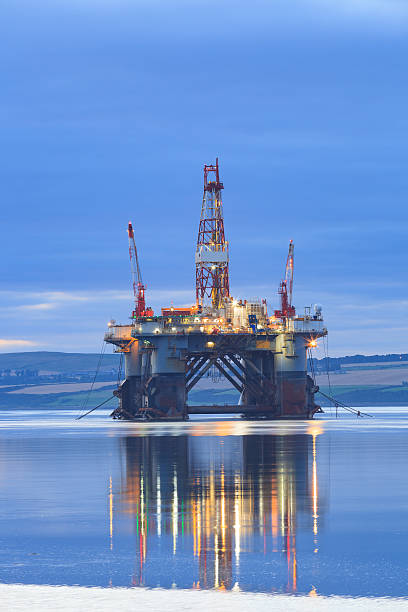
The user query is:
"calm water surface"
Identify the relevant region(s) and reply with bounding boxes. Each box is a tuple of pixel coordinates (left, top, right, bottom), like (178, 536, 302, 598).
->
(0, 408, 407, 597)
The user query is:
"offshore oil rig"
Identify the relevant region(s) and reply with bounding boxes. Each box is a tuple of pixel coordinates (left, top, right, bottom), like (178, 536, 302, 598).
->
(105, 160, 327, 420)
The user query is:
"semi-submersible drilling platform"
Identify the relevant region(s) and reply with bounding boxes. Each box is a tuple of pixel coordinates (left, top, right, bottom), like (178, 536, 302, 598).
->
(105, 160, 327, 421)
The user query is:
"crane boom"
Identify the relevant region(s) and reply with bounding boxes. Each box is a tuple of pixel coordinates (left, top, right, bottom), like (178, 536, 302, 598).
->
(274, 240, 295, 323)
(127, 222, 152, 318)
(285, 239, 294, 308)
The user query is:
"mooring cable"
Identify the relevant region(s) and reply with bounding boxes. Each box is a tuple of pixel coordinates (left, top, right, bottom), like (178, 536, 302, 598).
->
(324, 335, 333, 398)
(317, 337, 373, 418)
(117, 352, 123, 387)
(76, 341, 106, 420)
(75, 395, 116, 420)
(322, 335, 334, 416)
(317, 389, 373, 418)
(308, 348, 316, 383)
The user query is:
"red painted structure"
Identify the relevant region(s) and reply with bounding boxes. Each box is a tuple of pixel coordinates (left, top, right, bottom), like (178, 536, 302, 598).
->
(128, 222, 153, 318)
(275, 240, 296, 322)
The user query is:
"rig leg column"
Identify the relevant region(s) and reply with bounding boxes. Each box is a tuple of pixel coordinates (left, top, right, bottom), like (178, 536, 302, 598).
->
(274, 334, 309, 418)
(145, 373, 186, 419)
(144, 335, 188, 420)
(241, 351, 276, 417)
(113, 375, 144, 419)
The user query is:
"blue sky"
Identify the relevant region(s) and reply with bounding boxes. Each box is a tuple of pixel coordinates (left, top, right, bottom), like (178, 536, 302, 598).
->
(1, 0, 408, 356)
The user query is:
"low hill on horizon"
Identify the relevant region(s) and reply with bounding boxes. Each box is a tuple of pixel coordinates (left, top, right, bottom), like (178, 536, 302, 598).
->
(1, 350, 408, 373)
(0, 351, 119, 373)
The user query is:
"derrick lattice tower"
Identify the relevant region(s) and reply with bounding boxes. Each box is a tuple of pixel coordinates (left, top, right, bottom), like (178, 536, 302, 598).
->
(195, 158, 229, 309)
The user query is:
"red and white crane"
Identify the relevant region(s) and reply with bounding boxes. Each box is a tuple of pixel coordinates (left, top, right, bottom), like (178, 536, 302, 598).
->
(127, 221, 152, 318)
(274, 240, 295, 322)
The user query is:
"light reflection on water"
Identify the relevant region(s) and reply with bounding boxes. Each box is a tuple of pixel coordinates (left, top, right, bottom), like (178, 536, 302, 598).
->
(118, 429, 324, 592)
(0, 409, 407, 597)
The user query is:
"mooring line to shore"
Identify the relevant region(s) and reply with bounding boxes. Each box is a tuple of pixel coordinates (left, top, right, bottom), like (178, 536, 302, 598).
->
(317, 390, 373, 418)
(75, 395, 116, 420)
(76, 341, 107, 420)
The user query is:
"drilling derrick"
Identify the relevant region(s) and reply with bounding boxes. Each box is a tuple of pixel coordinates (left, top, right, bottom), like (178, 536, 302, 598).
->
(195, 158, 229, 309)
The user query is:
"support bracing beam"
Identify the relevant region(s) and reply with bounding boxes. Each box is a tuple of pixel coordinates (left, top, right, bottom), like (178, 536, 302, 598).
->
(185, 355, 202, 376)
(230, 352, 275, 393)
(218, 356, 246, 386)
(212, 360, 243, 393)
(185, 356, 208, 384)
(225, 353, 247, 374)
(244, 356, 264, 377)
(185, 356, 196, 368)
(245, 356, 276, 394)
(222, 354, 263, 398)
(184, 349, 276, 407)
(186, 358, 214, 393)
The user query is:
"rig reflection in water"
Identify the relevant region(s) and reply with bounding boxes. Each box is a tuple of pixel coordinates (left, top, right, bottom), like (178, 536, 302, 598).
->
(112, 425, 327, 592)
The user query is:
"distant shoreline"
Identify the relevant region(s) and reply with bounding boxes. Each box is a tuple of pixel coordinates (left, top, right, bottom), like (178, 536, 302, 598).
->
(2, 351, 408, 409)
